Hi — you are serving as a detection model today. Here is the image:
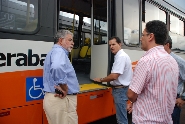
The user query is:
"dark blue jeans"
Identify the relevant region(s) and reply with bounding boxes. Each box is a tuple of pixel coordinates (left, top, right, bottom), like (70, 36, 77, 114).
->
(172, 104, 181, 124)
(172, 94, 181, 124)
(112, 87, 128, 124)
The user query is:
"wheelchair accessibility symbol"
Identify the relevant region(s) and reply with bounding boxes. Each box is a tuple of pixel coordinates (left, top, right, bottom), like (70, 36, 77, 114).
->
(26, 77, 44, 102)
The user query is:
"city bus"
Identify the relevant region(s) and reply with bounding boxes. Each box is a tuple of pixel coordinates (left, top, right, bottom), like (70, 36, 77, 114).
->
(0, 0, 185, 124)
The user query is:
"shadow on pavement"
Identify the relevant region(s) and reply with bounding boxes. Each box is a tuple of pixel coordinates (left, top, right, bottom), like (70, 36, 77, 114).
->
(89, 113, 132, 124)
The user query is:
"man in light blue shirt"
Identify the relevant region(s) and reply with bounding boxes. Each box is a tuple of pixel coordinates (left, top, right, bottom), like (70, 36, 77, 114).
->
(43, 30, 79, 124)
(164, 35, 185, 124)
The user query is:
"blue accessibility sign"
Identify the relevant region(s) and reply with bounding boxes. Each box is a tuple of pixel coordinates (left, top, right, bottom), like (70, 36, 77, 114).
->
(26, 77, 44, 102)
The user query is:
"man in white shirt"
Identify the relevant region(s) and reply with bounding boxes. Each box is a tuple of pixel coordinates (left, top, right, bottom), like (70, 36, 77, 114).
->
(93, 36, 133, 124)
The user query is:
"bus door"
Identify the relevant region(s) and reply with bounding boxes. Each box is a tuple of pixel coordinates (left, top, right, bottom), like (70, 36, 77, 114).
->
(90, 0, 109, 82)
(59, 0, 109, 84)
(58, 0, 115, 123)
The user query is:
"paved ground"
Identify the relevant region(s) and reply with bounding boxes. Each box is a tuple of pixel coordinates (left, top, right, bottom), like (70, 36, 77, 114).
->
(89, 113, 131, 124)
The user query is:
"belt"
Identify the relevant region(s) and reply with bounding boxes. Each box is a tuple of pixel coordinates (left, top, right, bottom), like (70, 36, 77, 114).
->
(67, 93, 78, 95)
(45, 92, 51, 93)
(45, 92, 78, 95)
(111, 85, 128, 89)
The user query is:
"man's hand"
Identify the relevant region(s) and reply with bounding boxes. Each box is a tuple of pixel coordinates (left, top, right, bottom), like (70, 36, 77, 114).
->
(54, 85, 67, 99)
(176, 98, 185, 108)
(93, 78, 102, 82)
(127, 102, 133, 114)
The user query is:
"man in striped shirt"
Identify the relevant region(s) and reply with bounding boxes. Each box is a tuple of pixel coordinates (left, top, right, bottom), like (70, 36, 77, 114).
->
(127, 20, 179, 124)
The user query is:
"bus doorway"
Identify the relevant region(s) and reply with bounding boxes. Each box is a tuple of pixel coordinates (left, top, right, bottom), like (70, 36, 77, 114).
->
(59, 0, 109, 86)
(58, 0, 114, 124)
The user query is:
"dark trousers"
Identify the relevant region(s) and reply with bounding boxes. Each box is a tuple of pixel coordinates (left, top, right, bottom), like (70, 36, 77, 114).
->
(172, 94, 181, 124)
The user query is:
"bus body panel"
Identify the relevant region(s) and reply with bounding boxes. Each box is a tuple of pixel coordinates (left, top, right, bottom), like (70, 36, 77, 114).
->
(0, 103, 43, 124)
(78, 88, 116, 124)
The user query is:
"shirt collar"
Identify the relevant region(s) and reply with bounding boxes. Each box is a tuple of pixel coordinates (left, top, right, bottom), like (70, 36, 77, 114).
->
(143, 45, 164, 57)
(115, 49, 123, 58)
(53, 44, 69, 55)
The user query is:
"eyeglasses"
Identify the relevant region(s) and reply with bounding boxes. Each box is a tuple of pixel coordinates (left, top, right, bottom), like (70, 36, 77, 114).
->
(141, 33, 150, 37)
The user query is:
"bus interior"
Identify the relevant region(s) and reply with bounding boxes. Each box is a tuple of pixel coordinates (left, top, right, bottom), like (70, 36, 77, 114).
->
(59, 0, 109, 87)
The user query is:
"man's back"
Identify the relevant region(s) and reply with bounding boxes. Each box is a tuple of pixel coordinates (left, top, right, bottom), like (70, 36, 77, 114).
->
(170, 52, 185, 95)
(130, 46, 179, 123)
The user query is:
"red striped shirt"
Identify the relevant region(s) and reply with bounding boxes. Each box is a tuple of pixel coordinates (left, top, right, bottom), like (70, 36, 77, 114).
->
(129, 46, 179, 124)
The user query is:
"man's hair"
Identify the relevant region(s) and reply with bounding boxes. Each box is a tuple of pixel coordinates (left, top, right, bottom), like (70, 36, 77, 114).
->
(109, 36, 121, 44)
(54, 30, 73, 44)
(164, 35, 172, 49)
(145, 20, 168, 45)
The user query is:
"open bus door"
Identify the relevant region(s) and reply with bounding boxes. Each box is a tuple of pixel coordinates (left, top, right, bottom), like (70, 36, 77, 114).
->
(58, 0, 116, 123)
(78, 1, 117, 123)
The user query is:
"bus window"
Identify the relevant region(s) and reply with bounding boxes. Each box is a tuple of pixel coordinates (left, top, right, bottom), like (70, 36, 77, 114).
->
(145, 1, 166, 24)
(0, 0, 38, 32)
(170, 15, 184, 36)
(59, 11, 79, 48)
(123, 0, 139, 46)
(82, 17, 91, 46)
(169, 12, 185, 51)
(59, 11, 79, 30)
(93, 0, 108, 45)
(169, 16, 185, 51)
(93, 20, 107, 45)
(84, 33, 91, 45)
(169, 32, 185, 51)
(143, 0, 185, 51)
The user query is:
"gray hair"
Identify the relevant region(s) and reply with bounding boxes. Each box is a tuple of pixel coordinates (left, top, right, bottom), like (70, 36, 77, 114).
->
(54, 30, 73, 44)
(164, 35, 172, 49)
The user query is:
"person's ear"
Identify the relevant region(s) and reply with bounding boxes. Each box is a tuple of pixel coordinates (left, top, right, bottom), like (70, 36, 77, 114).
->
(166, 43, 170, 48)
(59, 38, 64, 44)
(149, 33, 154, 41)
(119, 43, 122, 46)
